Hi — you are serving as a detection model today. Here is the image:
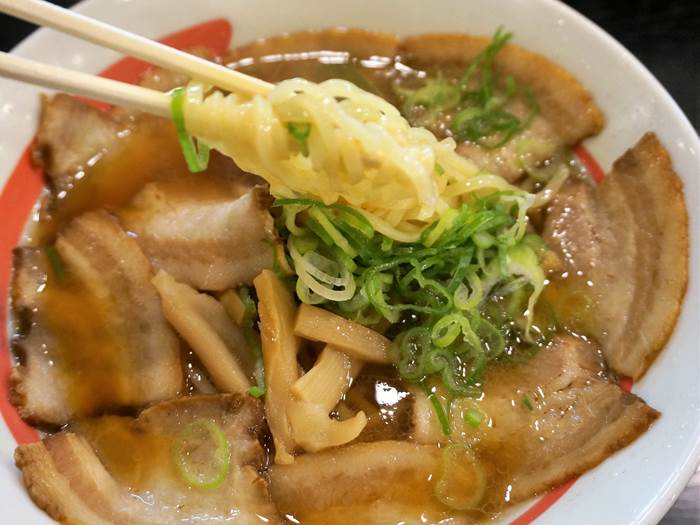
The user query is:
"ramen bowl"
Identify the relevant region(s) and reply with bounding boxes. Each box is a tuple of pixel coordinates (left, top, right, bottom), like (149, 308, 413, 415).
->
(0, 0, 698, 523)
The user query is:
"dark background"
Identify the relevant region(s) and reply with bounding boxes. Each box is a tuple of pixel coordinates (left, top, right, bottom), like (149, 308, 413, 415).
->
(0, 1, 699, 523)
(0, 1, 698, 129)
(567, 0, 699, 129)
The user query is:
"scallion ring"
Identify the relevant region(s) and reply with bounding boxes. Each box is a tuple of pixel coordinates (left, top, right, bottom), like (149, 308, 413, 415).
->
(170, 87, 210, 173)
(172, 419, 230, 490)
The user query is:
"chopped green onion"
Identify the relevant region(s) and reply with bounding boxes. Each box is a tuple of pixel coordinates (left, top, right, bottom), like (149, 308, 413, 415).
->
(522, 232, 547, 258)
(238, 287, 265, 395)
(435, 163, 445, 176)
(296, 278, 326, 305)
(516, 138, 558, 179)
(472, 231, 495, 250)
(434, 445, 487, 510)
(172, 419, 230, 490)
(307, 208, 357, 258)
(464, 408, 483, 428)
(394, 27, 539, 148)
(422, 208, 458, 247)
(394, 75, 461, 127)
(504, 244, 545, 336)
(422, 383, 451, 436)
(305, 215, 335, 246)
(274, 188, 545, 408)
(170, 87, 210, 173)
(46, 245, 66, 283)
(431, 313, 466, 348)
(522, 394, 535, 411)
(452, 107, 526, 149)
(408, 76, 461, 110)
(288, 238, 356, 303)
(454, 276, 482, 311)
(292, 235, 319, 255)
(248, 386, 265, 398)
(380, 237, 393, 252)
(335, 209, 374, 239)
(273, 198, 375, 237)
(287, 122, 311, 156)
(459, 26, 512, 92)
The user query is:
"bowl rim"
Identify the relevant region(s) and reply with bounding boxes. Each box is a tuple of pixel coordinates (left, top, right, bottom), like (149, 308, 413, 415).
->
(1, 1, 699, 524)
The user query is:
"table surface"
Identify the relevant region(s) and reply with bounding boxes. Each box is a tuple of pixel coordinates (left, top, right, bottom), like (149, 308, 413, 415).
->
(1, 1, 699, 524)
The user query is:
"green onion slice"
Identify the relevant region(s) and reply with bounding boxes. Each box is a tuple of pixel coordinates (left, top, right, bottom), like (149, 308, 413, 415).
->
(464, 408, 483, 428)
(238, 287, 266, 395)
(46, 245, 66, 283)
(171, 87, 210, 173)
(420, 382, 451, 436)
(248, 386, 265, 398)
(172, 419, 230, 490)
(395, 26, 539, 148)
(274, 184, 546, 413)
(434, 445, 487, 510)
(287, 122, 311, 156)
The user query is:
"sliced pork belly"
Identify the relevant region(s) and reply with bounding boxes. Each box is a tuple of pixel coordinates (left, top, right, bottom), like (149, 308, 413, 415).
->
(121, 183, 276, 291)
(32, 52, 264, 243)
(542, 133, 688, 378)
(32, 47, 216, 192)
(32, 94, 128, 191)
(397, 34, 604, 181)
(270, 441, 459, 525)
(11, 211, 182, 425)
(10, 248, 61, 421)
(15, 394, 281, 525)
(411, 335, 658, 507)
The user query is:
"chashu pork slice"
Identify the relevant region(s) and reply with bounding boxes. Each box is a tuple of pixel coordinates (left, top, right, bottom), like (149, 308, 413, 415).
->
(32, 46, 221, 191)
(31, 95, 264, 246)
(121, 183, 277, 291)
(32, 94, 128, 192)
(397, 34, 604, 181)
(15, 394, 282, 525)
(410, 335, 658, 507)
(11, 211, 182, 426)
(270, 441, 453, 525)
(542, 133, 688, 379)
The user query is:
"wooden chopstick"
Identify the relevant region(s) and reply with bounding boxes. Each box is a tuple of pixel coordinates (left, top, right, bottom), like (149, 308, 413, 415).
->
(0, 51, 171, 116)
(0, 0, 274, 96)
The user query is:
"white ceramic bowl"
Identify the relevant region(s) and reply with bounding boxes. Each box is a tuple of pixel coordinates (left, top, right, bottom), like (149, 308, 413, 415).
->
(1, 1, 698, 523)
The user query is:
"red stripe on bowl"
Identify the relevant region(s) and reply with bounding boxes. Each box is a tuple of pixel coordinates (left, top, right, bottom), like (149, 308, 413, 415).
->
(509, 479, 577, 525)
(0, 148, 44, 445)
(575, 143, 606, 183)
